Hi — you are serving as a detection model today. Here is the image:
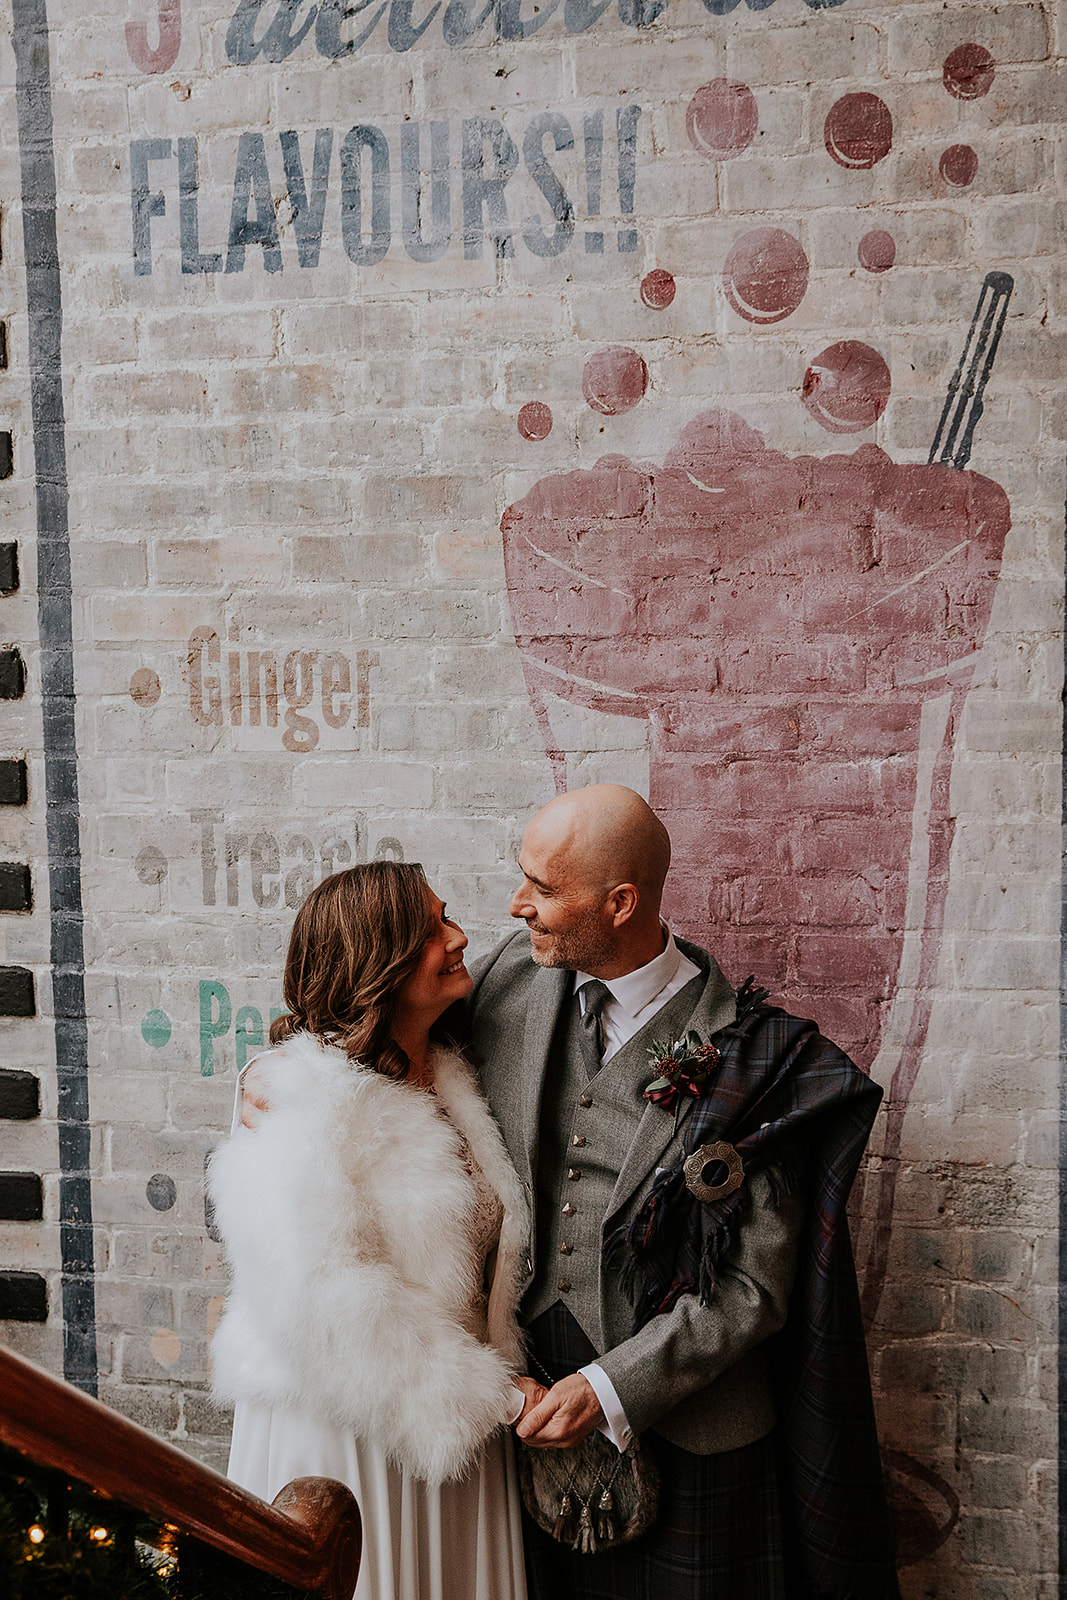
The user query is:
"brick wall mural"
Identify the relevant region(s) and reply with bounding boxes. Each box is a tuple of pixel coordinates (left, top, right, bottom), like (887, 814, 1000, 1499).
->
(0, 0, 1061, 1591)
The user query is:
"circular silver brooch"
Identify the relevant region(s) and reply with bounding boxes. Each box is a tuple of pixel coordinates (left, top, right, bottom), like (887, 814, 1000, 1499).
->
(683, 1141, 744, 1203)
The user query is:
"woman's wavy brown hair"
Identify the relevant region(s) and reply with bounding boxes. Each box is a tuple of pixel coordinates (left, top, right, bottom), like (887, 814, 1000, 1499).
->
(268, 862, 436, 1080)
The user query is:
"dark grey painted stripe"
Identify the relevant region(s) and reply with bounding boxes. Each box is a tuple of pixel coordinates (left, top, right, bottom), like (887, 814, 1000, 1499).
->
(12, 0, 96, 1394)
(1060, 461, 1067, 1600)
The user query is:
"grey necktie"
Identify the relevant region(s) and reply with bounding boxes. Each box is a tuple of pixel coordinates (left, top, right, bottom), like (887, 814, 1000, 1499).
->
(577, 979, 612, 1079)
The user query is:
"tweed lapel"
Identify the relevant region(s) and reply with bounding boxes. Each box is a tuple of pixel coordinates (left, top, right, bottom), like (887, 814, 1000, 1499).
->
(606, 947, 736, 1221)
(519, 964, 571, 1181)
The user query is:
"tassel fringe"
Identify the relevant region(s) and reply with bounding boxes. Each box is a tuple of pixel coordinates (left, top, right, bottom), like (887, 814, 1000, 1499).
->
(596, 1486, 617, 1546)
(552, 1491, 577, 1545)
(575, 1500, 597, 1554)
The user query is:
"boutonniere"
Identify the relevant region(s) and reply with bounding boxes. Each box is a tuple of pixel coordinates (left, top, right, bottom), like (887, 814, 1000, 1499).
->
(643, 1030, 720, 1125)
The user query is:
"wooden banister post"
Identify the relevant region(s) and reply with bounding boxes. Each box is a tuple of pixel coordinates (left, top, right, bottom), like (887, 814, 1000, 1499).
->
(271, 1479, 363, 1600)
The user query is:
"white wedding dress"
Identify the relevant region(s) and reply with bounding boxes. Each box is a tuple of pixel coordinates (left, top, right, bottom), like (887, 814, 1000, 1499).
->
(228, 1404, 526, 1600)
(224, 1071, 529, 1600)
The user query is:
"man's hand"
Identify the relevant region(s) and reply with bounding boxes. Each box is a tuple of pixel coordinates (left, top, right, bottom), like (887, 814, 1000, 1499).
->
(512, 1374, 550, 1423)
(240, 1069, 271, 1130)
(515, 1373, 604, 1448)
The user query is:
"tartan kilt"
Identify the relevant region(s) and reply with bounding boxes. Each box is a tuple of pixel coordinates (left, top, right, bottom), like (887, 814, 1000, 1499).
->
(521, 1303, 793, 1600)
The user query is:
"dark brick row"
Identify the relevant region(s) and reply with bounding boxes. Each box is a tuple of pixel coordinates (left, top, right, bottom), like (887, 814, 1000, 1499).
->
(0, 1069, 39, 1119)
(0, 269, 42, 1326)
(0, 1171, 42, 1220)
(0, 861, 31, 910)
(0, 1270, 47, 1322)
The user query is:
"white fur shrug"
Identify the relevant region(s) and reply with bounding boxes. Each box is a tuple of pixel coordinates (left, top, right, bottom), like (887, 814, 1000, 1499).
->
(208, 1033, 529, 1485)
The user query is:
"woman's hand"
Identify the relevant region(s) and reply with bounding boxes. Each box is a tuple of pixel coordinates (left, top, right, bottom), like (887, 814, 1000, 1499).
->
(240, 1068, 271, 1130)
(512, 1374, 550, 1424)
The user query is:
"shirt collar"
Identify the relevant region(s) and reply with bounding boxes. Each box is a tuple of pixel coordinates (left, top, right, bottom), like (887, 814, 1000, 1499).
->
(573, 926, 683, 1021)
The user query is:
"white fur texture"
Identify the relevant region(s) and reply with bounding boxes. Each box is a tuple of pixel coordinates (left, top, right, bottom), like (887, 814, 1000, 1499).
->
(209, 1034, 529, 1485)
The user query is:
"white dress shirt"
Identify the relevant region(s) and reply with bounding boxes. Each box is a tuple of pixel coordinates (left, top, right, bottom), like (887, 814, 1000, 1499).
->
(572, 928, 702, 1450)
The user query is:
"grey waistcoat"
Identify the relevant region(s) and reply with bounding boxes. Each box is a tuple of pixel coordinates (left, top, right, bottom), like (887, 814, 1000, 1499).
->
(523, 974, 706, 1345)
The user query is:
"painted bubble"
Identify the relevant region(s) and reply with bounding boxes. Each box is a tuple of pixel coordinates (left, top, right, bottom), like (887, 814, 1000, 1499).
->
(135, 845, 168, 886)
(518, 402, 553, 441)
(858, 230, 896, 273)
(686, 80, 759, 160)
(824, 93, 893, 169)
(640, 269, 677, 309)
(943, 43, 995, 99)
(129, 666, 161, 705)
(141, 1009, 172, 1047)
(723, 228, 809, 325)
(802, 341, 891, 433)
(582, 347, 649, 416)
(146, 1172, 177, 1211)
(940, 144, 978, 187)
(151, 1328, 182, 1368)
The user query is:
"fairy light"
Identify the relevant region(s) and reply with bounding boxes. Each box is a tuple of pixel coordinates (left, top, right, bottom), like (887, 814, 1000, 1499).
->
(89, 1526, 110, 1543)
(27, 1524, 45, 1545)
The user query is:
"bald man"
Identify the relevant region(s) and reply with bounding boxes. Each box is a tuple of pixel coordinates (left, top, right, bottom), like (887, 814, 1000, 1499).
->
(467, 786, 898, 1600)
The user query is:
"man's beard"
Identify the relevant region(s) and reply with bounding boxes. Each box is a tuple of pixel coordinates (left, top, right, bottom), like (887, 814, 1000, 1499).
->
(527, 910, 614, 973)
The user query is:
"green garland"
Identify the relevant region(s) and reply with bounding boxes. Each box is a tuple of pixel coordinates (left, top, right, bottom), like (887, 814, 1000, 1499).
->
(0, 1444, 318, 1600)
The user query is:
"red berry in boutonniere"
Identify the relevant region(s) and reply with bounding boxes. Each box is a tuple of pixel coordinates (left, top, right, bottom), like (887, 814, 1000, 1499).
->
(643, 1030, 720, 1124)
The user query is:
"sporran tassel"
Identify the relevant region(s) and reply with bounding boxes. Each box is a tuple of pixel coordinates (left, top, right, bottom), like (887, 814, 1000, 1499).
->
(596, 1486, 617, 1545)
(575, 1499, 597, 1555)
(553, 1491, 577, 1546)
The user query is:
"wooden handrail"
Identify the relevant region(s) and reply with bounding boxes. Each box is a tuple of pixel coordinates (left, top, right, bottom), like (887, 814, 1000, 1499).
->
(0, 1344, 361, 1600)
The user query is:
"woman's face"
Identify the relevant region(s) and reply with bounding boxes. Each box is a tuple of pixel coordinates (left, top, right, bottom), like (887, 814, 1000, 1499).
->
(393, 888, 473, 1028)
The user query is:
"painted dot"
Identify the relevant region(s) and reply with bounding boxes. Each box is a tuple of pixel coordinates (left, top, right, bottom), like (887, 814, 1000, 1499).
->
(135, 845, 168, 886)
(723, 228, 809, 325)
(146, 1172, 177, 1211)
(582, 347, 649, 416)
(858, 230, 896, 273)
(802, 341, 891, 434)
(518, 402, 553, 441)
(129, 667, 160, 706)
(640, 269, 676, 309)
(824, 93, 893, 169)
(686, 80, 759, 161)
(150, 1328, 181, 1368)
(141, 1009, 172, 1047)
(940, 144, 978, 187)
(943, 43, 995, 99)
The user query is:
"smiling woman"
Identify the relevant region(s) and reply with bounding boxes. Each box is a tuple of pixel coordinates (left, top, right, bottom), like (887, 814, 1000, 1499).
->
(207, 861, 540, 1600)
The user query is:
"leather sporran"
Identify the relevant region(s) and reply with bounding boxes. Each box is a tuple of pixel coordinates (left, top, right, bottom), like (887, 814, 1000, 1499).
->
(516, 1431, 660, 1554)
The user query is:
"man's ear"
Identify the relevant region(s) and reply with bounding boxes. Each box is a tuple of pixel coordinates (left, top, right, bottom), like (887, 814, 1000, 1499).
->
(609, 884, 639, 927)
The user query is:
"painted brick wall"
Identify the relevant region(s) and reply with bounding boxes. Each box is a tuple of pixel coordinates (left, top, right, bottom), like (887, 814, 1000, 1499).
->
(0, 0, 1062, 1591)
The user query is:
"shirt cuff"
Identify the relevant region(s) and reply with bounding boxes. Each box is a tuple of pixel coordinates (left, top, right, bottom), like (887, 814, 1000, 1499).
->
(579, 1362, 633, 1452)
(506, 1385, 526, 1425)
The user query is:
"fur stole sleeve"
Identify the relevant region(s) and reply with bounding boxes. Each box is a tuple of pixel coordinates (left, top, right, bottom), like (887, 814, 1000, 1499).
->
(208, 1034, 527, 1485)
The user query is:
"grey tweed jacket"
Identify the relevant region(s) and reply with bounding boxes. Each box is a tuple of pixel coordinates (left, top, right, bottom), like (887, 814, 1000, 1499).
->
(468, 929, 806, 1454)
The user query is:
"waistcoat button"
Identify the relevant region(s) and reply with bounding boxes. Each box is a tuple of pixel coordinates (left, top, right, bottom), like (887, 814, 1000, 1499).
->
(562, 1202, 577, 1217)
(558, 1279, 572, 1294)
(579, 1094, 593, 1108)
(567, 1168, 581, 1181)
(560, 1242, 573, 1255)
(572, 1134, 586, 1147)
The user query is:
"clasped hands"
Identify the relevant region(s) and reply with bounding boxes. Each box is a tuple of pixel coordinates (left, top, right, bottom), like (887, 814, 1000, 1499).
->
(512, 1373, 603, 1448)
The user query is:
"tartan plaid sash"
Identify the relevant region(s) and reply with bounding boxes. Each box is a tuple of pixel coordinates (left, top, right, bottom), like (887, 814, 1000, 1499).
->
(604, 980, 901, 1600)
